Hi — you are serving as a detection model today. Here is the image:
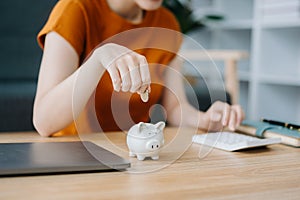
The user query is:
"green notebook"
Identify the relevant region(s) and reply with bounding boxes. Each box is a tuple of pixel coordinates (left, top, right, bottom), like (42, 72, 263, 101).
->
(237, 120, 300, 147)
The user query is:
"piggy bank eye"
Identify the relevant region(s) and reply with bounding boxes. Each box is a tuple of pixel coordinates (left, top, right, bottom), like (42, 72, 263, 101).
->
(148, 132, 152, 135)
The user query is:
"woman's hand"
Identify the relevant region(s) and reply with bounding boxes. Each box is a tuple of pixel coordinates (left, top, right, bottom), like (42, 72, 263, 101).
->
(203, 101, 245, 131)
(92, 43, 151, 93)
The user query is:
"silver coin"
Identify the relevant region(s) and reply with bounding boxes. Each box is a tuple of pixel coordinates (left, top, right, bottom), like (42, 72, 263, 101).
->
(140, 90, 149, 102)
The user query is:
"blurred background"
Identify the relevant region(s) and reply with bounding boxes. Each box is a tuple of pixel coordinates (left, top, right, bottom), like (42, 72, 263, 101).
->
(0, 0, 299, 132)
(0, 0, 58, 131)
(171, 0, 300, 126)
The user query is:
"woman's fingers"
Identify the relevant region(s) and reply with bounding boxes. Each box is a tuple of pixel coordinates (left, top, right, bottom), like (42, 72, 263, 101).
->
(129, 54, 151, 94)
(97, 44, 151, 93)
(209, 101, 230, 125)
(138, 55, 151, 92)
(99, 44, 151, 93)
(232, 105, 245, 127)
(124, 55, 141, 93)
(224, 104, 245, 130)
(221, 103, 231, 127)
(116, 59, 131, 92)
(228, 109, 237, 131)
(207, 112, 222, 132)
(106, 64, 121, 92)
(207, 101, 245, 131)
(112, 53, 150, 93)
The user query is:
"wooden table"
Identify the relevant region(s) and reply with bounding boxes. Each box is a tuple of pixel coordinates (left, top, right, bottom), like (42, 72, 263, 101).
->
(0, 128, 300, 200)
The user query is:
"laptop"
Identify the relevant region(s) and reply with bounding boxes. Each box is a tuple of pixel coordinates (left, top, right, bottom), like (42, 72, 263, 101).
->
(0, 141, 130, 176)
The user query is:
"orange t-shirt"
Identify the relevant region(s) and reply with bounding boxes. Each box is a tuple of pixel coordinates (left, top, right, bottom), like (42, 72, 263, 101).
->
(37, 0, 182, 135)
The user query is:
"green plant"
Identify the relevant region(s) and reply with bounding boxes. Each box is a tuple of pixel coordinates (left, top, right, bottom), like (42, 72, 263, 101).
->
(163, 0, 224, 34)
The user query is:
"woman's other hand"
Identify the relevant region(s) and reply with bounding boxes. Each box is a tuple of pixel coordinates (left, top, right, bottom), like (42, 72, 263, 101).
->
(203, 101, 245, 132)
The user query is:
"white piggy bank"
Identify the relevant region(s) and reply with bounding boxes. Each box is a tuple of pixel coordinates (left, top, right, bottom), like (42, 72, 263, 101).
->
(126, 121, 165, 161)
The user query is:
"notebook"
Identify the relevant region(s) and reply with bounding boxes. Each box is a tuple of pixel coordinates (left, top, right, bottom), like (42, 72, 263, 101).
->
(236, 120, 300, 147)
(0, 141, 130, 176)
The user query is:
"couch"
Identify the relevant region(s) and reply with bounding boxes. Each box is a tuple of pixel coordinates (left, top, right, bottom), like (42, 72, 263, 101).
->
(0, 0, 58, 131)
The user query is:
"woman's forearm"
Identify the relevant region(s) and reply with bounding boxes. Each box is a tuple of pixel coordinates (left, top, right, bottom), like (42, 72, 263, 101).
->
(166, 103, 209, 130)
(33, 55, 105, 136)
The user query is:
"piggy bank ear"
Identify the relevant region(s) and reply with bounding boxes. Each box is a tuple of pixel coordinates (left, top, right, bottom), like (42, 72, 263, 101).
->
(137, 122, 147, 133)
(155, 121, 165, 131)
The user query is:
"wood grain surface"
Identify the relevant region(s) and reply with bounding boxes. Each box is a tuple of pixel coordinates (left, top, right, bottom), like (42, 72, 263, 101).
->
(0, 128, 299, 200)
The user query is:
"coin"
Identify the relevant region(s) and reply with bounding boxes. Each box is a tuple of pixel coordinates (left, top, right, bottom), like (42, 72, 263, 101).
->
(140, 90, 149, 102)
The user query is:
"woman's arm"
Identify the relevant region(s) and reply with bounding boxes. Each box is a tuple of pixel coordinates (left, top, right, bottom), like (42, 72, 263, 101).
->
(33, 32, 105, 136)
(162, 57, 245, 132)
(33, 32, 151, 136)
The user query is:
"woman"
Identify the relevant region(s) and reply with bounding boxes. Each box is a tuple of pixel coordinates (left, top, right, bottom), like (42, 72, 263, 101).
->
(33, 0, 244, 137)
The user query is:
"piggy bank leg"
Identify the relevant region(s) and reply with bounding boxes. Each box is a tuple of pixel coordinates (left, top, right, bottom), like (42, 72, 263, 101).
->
(136, 154, 146, 161)
(151, 155, 159, 160)
(129, 151, 136, 157)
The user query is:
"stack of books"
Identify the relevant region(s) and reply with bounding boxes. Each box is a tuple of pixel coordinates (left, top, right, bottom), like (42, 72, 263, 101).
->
(260, 0, 300, 22)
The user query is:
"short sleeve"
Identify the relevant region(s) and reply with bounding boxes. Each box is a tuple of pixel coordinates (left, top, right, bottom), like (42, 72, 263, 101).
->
(37, 0, 86, 56)
(159, 7, 183, 55)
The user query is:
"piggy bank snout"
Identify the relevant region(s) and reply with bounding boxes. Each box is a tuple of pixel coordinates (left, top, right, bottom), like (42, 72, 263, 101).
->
(146, 139, 161, 151)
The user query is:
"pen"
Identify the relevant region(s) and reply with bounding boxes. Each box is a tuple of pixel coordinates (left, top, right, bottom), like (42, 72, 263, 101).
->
(261, 118, 300, 132)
